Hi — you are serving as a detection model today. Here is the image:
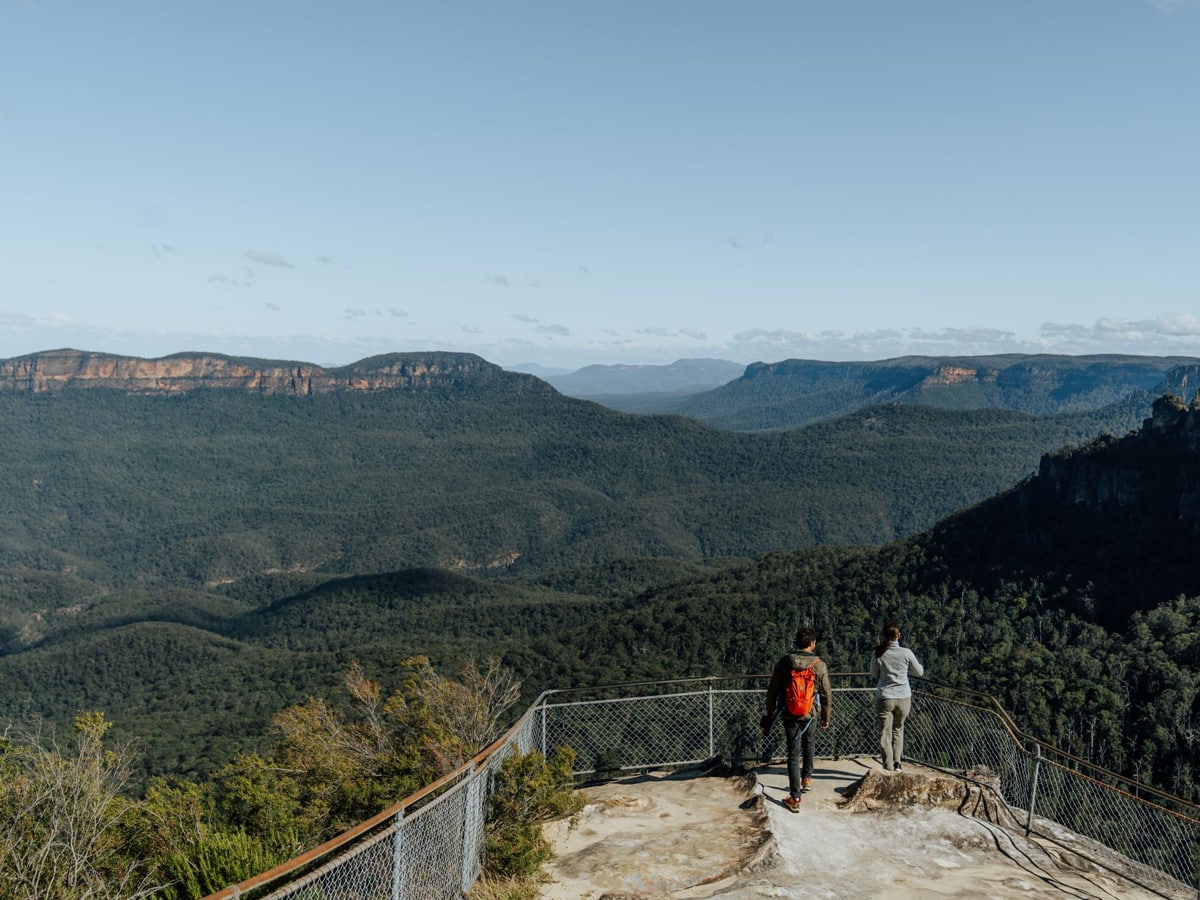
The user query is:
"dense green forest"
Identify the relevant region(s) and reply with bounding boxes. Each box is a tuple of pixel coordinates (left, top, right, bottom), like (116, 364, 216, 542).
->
(0, 378, 1147, 600)
(2, 358, 1199, 809)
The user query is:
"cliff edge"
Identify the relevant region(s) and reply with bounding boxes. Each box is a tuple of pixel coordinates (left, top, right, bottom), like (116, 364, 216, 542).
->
(0, 348, 545, 396)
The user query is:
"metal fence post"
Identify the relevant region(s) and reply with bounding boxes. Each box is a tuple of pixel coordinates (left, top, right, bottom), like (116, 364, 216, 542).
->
(1025, 744, 1042, 838)
(708, 680, 716, 759)
(541, 702, 547, 759)
(1193, 818, 1200, 899)
(459, 764, 485, 895)
(390, 808, 405, 900)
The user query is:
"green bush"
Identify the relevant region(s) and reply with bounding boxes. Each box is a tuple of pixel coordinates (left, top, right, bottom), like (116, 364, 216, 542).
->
(483, 747, 583, 880)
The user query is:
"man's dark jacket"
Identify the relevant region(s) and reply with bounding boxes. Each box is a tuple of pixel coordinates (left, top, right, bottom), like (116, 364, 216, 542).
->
(765, 649, 832, 727)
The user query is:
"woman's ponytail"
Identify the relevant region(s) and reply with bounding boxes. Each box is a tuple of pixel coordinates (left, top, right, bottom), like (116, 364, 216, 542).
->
(873, 622, 901, 658)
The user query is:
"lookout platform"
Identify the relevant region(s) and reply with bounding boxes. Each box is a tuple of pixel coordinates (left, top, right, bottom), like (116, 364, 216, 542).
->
(540, 756, 1187, 899)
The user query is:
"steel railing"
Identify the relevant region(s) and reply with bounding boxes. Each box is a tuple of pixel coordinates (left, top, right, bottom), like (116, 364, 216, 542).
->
(202, 675, 1200, 899)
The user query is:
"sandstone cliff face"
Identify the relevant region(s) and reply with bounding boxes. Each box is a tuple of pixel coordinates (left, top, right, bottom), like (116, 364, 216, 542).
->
(1035, 392, 1200, 516)
(931, 389, 1200, 628)
(919, 364, 994, 386)
(0, 349, 525, 395)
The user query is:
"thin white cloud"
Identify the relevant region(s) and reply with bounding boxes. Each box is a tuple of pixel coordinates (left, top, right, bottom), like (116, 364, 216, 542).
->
(208, 267, 255, 289)
(387, 308, 408, 319)
(680, 327, 707, 340)
(536, 323, 570, 336)
(487, 274, 511, 287)
(246, 250, 295, 269)
(462, 325, 484, 334)
(1156, 313, 1200, 335)
(512, 313, 539, 323)
(341, 308, 367, 320)
(728, 326, 1038, 362)
(1045, 313, 1200, 343)
(732, 328, 809, 344)
(637, 327, 675, 337)
(906, 326, 1018, 345)
(0, 311, 39, 328)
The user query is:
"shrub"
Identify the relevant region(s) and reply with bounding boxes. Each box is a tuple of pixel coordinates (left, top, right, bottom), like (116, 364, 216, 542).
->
(482, 746, 583, 880)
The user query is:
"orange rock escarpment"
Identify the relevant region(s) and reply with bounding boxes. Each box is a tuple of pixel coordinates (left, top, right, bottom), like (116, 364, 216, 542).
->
(0, 349, 505, 395)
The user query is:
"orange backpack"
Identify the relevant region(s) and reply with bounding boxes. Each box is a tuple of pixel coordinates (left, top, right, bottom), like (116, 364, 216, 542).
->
(785, 659, 820, 717)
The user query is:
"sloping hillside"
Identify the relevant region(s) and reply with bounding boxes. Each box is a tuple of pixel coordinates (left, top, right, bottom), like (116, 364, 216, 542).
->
(929, 392, 1200, 629)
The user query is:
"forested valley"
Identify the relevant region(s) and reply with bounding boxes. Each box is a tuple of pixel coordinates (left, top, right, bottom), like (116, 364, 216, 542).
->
(3, 351, 1200, 896)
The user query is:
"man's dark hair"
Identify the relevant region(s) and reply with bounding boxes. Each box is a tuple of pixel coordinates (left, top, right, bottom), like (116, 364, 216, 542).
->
(795, 627, 817, 649)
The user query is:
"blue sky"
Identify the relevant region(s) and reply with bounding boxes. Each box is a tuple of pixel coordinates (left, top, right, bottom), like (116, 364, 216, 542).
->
(2, 1, 1198, 371)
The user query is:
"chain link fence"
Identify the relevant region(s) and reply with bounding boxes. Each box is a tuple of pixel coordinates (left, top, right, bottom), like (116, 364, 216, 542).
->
(204, 675, 1200, 899)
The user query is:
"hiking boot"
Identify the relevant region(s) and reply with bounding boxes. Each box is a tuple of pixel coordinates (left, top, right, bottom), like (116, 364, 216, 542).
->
(783, 795, 802, 813)
(800, 777, 812, 791)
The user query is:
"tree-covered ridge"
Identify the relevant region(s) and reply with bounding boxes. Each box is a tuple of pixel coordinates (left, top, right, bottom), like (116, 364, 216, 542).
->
(927, 393, 1200, 629)
(624, 353, 1200, 430)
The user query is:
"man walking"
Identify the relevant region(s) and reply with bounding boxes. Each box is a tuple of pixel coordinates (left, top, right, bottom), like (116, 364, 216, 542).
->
(764, 627, 832, 811)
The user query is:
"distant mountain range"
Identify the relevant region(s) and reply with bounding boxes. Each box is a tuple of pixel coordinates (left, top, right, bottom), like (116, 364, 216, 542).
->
(538, 358, 746, 397)
(587, 354, 1200, 430)
(8, 350, 1196, 431)
(0, 347, 522, 395)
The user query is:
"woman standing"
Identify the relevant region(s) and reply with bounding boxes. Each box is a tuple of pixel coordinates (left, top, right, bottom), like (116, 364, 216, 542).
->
(870, 622, 924, 773)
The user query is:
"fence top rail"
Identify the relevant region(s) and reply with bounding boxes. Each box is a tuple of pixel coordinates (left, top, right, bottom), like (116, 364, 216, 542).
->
(546, 688, 722, 710)
(539, 674, 767, 699)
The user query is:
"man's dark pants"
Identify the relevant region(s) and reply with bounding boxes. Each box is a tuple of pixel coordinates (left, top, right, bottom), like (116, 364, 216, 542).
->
(783, 716, 815, 798)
